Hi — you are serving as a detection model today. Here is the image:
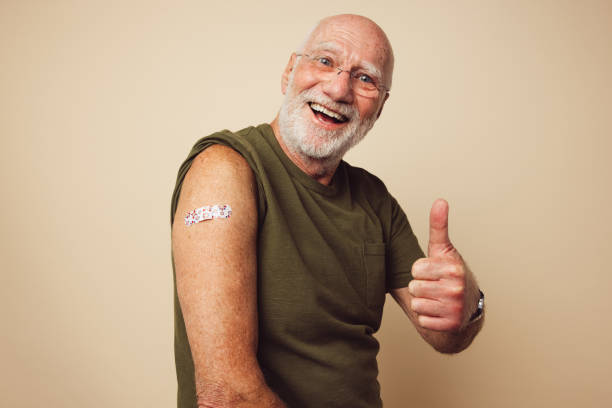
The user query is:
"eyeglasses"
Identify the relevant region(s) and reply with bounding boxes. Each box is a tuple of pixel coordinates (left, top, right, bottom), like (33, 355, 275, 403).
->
(295, 53, 389, 98)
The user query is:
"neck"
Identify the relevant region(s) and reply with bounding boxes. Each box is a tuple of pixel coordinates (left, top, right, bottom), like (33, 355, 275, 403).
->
(270, 116, 340, 186)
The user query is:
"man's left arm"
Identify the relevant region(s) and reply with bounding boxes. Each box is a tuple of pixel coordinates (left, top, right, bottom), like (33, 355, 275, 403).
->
(391, 199, 484, 354)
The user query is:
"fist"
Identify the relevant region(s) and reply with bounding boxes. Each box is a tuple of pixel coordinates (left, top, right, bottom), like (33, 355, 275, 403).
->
(408, 199, 478, 332)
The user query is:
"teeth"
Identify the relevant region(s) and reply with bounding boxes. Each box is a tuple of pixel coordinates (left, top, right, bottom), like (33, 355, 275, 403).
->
(310, 103, 347, 122)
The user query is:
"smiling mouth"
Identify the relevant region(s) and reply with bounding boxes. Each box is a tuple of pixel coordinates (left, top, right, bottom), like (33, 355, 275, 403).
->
(309, 102, 349, 124)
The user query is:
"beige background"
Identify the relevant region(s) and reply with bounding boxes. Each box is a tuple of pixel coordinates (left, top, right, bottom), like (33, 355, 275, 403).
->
(2, 1, 611, 407)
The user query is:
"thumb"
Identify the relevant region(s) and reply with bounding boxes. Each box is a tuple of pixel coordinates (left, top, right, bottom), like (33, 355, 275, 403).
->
(428, 198, 456, 258)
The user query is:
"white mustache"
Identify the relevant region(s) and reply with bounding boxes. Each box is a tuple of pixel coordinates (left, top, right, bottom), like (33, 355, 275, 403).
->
(298, 89, 357, 120)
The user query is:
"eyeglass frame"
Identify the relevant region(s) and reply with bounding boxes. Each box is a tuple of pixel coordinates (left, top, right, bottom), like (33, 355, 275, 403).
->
(294, 53, 390, 96)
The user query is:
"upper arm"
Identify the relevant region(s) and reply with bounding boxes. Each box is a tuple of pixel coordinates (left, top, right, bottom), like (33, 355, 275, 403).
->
(171, 144, 263, 398)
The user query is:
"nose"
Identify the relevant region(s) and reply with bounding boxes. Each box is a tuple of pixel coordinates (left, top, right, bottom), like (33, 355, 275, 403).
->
(321, 69, 354, 104)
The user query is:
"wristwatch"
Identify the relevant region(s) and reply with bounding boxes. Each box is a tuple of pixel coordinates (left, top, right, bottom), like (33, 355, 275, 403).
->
(469, 290, 485, 322)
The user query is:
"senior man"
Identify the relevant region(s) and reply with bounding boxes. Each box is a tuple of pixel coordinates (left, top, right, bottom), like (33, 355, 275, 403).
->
(171, 14, 484, 408)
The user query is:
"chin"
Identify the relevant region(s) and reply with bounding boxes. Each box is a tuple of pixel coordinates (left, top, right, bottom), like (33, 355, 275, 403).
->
(280, 105, 375, 163)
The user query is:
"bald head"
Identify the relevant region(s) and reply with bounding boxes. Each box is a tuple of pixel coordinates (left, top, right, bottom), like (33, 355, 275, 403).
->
(299, 14, 394, 89)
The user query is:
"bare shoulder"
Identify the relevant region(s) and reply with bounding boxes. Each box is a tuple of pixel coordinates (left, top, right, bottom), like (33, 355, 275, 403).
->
(173, 144, 256, 230)
(191, 144, 253, 176)
(184, 144, 255, 196)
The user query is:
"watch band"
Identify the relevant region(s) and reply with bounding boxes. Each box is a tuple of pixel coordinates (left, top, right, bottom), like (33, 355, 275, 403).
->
(469, 290, 485, 322)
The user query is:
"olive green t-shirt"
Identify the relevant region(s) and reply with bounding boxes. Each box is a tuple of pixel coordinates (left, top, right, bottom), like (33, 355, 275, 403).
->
(170, 124, 424, 408)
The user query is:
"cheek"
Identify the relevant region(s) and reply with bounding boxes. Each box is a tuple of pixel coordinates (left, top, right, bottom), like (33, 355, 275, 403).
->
(357, 100, 380, 121)
(291, 69, 321, 92)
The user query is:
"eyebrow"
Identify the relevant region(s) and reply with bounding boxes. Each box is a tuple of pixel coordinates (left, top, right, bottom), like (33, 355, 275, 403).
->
(309, 42, 383, 80)
(359, 61, 382, 81)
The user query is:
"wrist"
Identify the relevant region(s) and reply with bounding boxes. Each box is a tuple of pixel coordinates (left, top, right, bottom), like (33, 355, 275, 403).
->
(468, 290, 485, 323)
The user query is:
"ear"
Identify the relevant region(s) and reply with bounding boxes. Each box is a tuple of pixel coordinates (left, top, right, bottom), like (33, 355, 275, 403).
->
(281, 53, 297, 95)
(376, 92, 390, 119)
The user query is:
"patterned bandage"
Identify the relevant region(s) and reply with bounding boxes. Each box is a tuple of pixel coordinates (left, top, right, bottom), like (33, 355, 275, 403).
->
(184, 204, 232, 226)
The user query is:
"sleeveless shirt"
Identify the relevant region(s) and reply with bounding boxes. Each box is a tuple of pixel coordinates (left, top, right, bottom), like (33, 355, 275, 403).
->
(170, 124, 424, 407)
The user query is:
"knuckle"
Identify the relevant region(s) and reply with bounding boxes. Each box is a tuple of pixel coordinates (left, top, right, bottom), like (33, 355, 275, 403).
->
(410, 298, 421, 312)
(448, 283, 465, 298)
(412, 258, 429, 274)
(408, 280, 417, 294)
(414, 258, 429, 267)
(447, 263, 465, 279)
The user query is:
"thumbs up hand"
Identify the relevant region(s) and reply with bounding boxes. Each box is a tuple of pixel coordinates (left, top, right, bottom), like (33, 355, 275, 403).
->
(408, 199, 480, 332)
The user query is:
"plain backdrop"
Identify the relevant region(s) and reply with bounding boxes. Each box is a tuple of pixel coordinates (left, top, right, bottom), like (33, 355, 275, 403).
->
(1, 1, 611, 407)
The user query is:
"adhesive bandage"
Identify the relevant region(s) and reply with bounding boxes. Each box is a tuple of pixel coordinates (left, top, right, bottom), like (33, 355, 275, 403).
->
(184, 204, 232, 226)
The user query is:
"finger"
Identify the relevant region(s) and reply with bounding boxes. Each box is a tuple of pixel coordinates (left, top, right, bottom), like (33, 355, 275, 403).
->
(428, 198, 450, 249)
(428, 198, 457, 258)
(410, 297, 444, 317)
(416, 315, 462, 332)
(411, 258, 452, 280)
(413, 259, 466, 282)
(408, 279, 450, 299)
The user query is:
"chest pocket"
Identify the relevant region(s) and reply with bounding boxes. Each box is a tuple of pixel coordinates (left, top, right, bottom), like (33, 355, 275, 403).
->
(363, 242, 386, 309)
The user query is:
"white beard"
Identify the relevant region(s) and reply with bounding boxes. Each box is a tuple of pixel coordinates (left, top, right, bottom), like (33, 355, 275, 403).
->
(278, 77, 377, 164)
